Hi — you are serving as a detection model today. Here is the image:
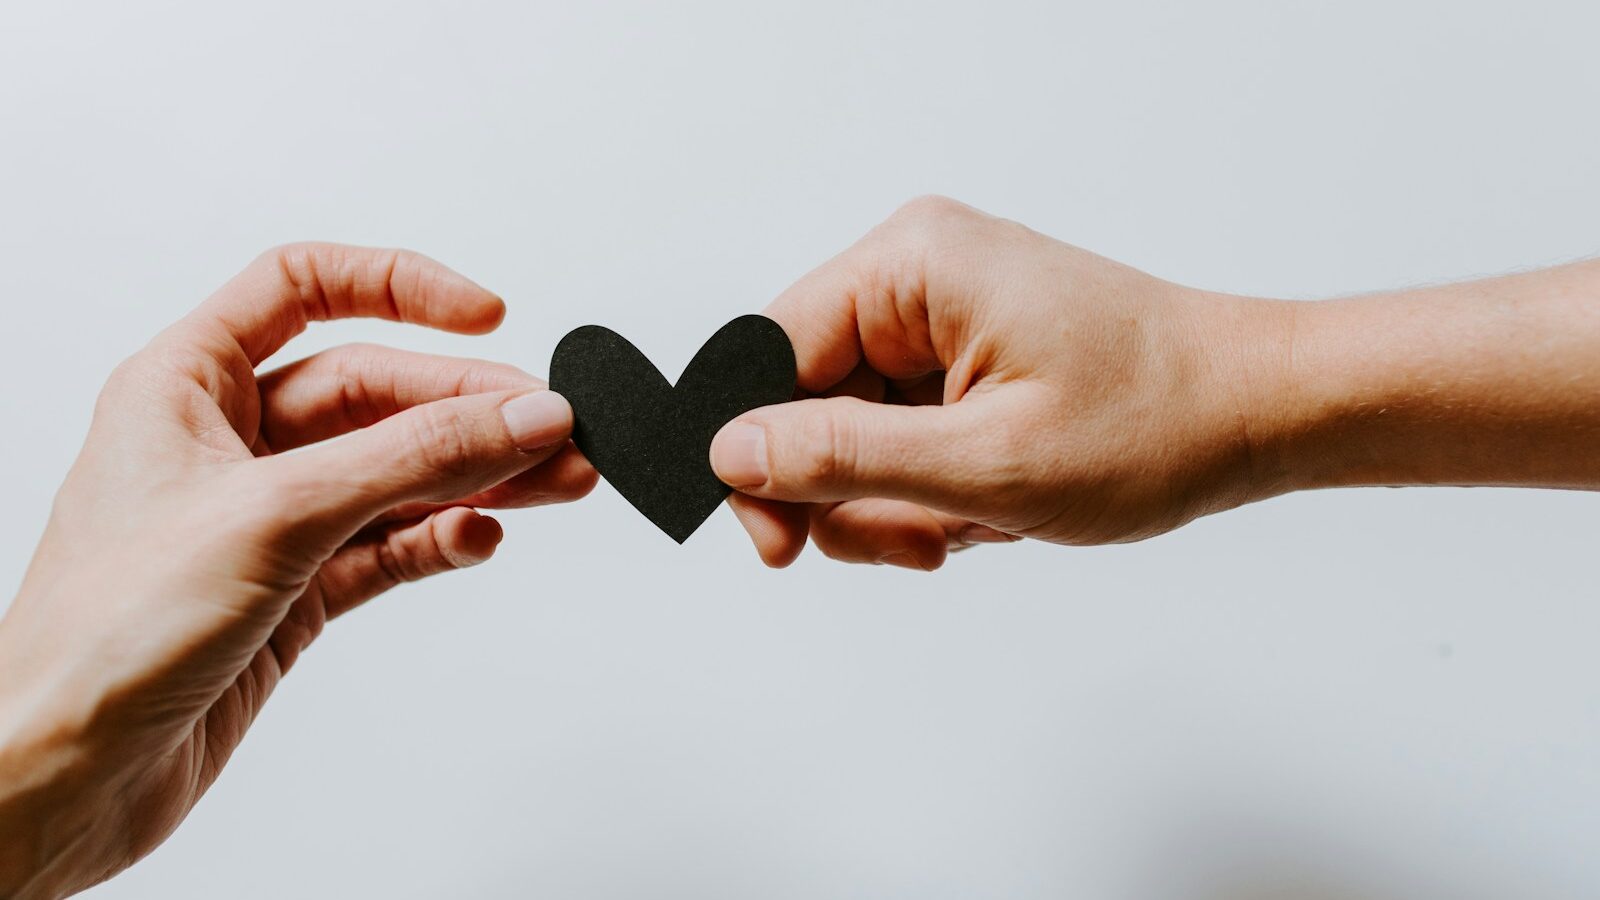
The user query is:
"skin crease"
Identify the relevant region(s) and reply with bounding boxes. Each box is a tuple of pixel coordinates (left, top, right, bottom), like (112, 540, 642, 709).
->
(714, 196, 1600, 570)
(3, 200, 1600, 898)
(0, 244, 597, 899)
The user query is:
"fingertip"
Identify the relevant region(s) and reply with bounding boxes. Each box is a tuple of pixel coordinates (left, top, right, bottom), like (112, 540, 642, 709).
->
(386, 248, 507, 335)
(522, 439, 598, 500)
(433, 293, 505, 335)
(501, 389, 574, 451)
(710, 420, 771, 489)
(762, 532, 807, 569)
(424, 249, 502, 321)
(437, 507, 504, 568)
(471, 294, 509, 334)
(728, 494, 808, 568)
(557, 445, 602, 500)
(467, 510, 506, 551)
(437, 276, 507, 336)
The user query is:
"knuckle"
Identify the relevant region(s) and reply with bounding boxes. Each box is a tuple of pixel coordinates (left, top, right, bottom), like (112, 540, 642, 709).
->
(95, 353, 147, 409)
(264, 242, 393, 320)
(260, 241, 321, 285)
(261, 241, 326, 314)
(403, 405, 477, 480)
(263, 240, 346, 268)
(893, 193, 967, 223)
(790, 407, 857, 492)
(327, 343, 391, 426)
(372, 535, 415, 585)
(366, 247, 424, 306)
(255, 242, 297, 271)
(886, 194, 974, 243)
(376, 522, 441, 584)
(387, 247, 425, 278)
(875, 196, 984, 291)
(262, 240, 320, 261)
(329, 340, 393, 380)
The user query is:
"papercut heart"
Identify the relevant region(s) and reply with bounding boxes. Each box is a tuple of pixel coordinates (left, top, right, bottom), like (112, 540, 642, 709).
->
(549, 315, 796, 543)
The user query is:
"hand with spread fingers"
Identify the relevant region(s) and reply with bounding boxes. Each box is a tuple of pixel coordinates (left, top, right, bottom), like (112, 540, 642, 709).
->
(0, 245, 595, 898)
(712, 196, 1600, 570)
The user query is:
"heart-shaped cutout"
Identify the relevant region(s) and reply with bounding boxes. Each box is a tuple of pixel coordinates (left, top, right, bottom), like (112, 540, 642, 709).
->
(549, 315, 796, 542)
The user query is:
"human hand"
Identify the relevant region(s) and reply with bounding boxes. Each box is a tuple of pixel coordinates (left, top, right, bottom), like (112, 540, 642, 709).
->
(713, 197, 1600, 571)
(709, 196, 1293, 569)
(0, 245, 595, 898)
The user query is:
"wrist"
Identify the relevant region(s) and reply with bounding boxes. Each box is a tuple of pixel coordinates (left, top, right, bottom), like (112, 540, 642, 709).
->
(0, 716, 88, 899)
(1210, 292, 1400, 498)
(1183, 289, 1390, 504)
(1255, 294, 1403, 493)
(1179, 291, 1309, 507)
(0, 616, 106, 899)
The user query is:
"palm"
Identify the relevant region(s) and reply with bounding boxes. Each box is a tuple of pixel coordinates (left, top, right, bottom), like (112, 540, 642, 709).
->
(102, 362, 345, 869)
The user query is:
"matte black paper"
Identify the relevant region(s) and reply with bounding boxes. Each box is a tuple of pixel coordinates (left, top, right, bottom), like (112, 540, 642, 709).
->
(549, 315, 797, 543)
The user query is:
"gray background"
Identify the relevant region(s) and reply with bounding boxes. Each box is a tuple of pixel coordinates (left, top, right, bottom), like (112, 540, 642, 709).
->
(3, 1, 1598, 897)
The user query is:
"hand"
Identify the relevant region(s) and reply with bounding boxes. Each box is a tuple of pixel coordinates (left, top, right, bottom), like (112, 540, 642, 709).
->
(708, 196, 1275, 569)
(709, 196, 1600, 569)
(0, 245, 595, 898)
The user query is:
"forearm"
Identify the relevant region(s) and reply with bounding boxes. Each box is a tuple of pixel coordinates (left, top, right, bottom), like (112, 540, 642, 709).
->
(1252, 260, 1600, 495)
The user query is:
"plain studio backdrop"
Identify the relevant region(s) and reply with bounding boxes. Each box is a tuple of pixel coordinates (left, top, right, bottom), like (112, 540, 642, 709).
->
(3, 2, 1598, 898)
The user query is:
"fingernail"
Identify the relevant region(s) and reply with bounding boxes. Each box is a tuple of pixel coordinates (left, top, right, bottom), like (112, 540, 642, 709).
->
(443, 543, 494, 569)
(958, 524, 1017, 545)
(501, 390, 572, 450)
(879, 551, 927, 571)
(710, 422, 769, 486)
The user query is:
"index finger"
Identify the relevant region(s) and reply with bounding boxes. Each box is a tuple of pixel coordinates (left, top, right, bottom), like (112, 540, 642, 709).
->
(764, 196, 982, 393)
(192, 243, 506, 364)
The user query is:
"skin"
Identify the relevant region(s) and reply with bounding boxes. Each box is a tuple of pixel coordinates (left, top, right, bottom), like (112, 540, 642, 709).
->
(4, 199, 1599, 896)
(0, 244, 596, 899)
(711, 195, 1600, 569)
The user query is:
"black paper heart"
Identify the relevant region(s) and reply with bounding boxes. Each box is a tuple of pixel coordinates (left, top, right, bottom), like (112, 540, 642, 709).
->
(549, 315, 796, 543)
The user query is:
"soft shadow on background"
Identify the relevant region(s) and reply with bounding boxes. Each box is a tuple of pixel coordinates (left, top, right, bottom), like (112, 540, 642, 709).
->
(3, 2, 1597, 898)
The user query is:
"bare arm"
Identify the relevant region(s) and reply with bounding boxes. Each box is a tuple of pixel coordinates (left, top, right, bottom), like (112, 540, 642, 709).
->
(1258, 261, 1600, 494)
(708, 197, 1600, 568)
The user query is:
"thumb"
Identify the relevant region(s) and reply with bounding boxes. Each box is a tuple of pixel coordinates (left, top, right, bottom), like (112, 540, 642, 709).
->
(710, 396, 991, 508)
(262, 388, 574, 543)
